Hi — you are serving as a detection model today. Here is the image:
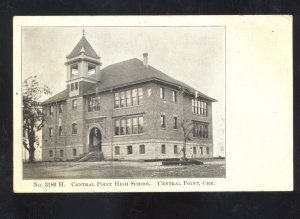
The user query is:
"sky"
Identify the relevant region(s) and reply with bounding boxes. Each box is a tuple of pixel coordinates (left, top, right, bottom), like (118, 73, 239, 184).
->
(22, 26, 225, 157)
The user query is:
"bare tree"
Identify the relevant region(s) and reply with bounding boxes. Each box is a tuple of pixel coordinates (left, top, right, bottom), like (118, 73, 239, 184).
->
(180, 117, 194, 160)
(22, 76, 51, 162)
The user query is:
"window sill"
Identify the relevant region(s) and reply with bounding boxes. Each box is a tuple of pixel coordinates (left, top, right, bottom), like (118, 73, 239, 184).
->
(114, 104, 144, 110)
(114, 133, 144, 137)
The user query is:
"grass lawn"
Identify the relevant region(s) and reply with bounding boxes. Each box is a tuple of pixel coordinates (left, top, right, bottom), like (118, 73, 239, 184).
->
(23, 159, 225, 179)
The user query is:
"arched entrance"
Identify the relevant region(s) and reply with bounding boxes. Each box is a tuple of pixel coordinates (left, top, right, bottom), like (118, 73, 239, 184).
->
(89, 127, 102, 152)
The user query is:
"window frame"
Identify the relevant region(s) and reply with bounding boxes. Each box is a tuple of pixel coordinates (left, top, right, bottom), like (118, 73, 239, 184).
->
(72, 123, 78, 134)
(72, 99, 78, 110)
(139, 144, 145, 154)
(173, 116, 177, 129)
(161, 144, 166, 154)
(160, 87, 165, 99)
(115, 146, 120, 155)
(127, 145, 133, 155)
(60, 150, 64, 157)
(49, 150, 53, 157)
(172, 90, 177, 102)
(174, 145, 178, 154)
(73, 148, 77, 156)
(160, 114, 166, 128)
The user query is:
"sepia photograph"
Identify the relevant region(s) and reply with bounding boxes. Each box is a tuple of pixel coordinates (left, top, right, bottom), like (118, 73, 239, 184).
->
(13, 16, 292, 192)
(21, 26, 226, 179)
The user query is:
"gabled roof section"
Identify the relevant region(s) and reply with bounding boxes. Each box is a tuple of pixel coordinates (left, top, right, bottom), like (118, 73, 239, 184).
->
(85, 58, 216, 101)
(42, 89, 68, 105)
(66, 36, 100, 59)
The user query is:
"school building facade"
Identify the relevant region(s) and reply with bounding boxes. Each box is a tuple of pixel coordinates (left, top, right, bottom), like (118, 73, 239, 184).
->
(42, 34, 216, 161)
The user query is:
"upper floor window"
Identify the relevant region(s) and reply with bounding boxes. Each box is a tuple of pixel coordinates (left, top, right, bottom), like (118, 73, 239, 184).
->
(58, 103, 63, 113)
(71, 65, 78, 78)
(72, 123, 77, 134)
(173, 116, 177, 129)
(49, 105, 54, 115)
(88, 64, 96, 76)
(49, 128, 53, 137)
(73, 149, 77, 156)
(49, 150, 53, 157)
(70, 82, 79, 91)
(192, 99, 207, 116)
(160, 114, 166, 128)
(114, 87, 143, 108)
(58, 126, 63, 136)
(160, 87, 165, 99)
(193, 122, 208, 138)
(72, 99, 78, 110)
(114, 115, 144, 136)
(172, 90, 177, 102)
(88, 96, 100, 112)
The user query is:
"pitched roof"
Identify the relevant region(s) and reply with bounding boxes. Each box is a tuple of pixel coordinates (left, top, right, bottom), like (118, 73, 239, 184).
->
(43, 89, 68, 104)
(85, 58, 215, 101)
(66, 36, 100, 59)
(43, 58, 216, 104)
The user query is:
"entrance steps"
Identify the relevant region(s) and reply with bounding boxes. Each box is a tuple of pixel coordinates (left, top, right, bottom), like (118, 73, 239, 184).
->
(77, 151, 104, 162)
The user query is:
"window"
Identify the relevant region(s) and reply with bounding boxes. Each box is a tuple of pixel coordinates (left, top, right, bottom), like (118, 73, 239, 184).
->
(192, 99, 207, 116)
(70, 82, 79, 91)
(73, 149, 77, 156)
(72, 123, 77, 134)
(126, 118, 132, 135)
(49, 128, 53, 137)
(60, 150, 64, 157)
(120, 91, 126, 107)
(49, 105, 54, 115)
(115, 120, 120, 135)
(200, 147, 203, 155)
(174, 145, 178, 154)
(58, 103, 63, 113)
(88, 96, 100, 112)
(193, 122, 208, 138)
(115, 146, 120, 155)
(160, 87, 165, 99)
(139, 145, 145, 154)
(132, 88, 138, 106)
(114, 116, 144, 136)
(114, 87, 143, 108)
(132, 117, 138, 134)
(138, 88, 143, 104)
(172, 90, 177, 102)
(59, 126, 63, 136)
(160, 114, 165, 128)
(114, 93, 120, 108)
(138, 116, 144, 133)
(173, 116, 177, 129)
(120, 119, 126, 135)
(71, 65, 78, 78)
(126, 90, 132, 107)
(206, 147, 209, 155)
(161, 144, 166, 154)
(49, 150, 53, 157)
(193, 147, 197, 154)
(127, 145, 133, 154)
(88, 64, 96, 75)
(72, 99, 77, 110)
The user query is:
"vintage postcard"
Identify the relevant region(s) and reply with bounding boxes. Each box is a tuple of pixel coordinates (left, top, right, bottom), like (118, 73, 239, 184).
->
(13, 16, 292, 192)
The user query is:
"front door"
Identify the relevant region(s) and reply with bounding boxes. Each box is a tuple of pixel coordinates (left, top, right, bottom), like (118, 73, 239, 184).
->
(89, 127, 102, 152)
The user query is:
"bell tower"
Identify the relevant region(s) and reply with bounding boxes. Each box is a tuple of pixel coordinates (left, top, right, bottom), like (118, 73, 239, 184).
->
(65, 29, 101, 97)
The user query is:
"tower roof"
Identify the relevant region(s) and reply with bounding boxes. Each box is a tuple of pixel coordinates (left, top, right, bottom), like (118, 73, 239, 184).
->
(66, 36, 100, 59)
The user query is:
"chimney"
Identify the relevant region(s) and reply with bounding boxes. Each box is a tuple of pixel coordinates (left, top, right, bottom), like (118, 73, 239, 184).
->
(143, 53, 148, 67)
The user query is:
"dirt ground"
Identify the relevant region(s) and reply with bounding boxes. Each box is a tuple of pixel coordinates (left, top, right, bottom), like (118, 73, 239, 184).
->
(23, 159, 225, 179)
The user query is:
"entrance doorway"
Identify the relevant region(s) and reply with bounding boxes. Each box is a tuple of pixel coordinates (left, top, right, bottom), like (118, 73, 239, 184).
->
(89, 127, 102, 152)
